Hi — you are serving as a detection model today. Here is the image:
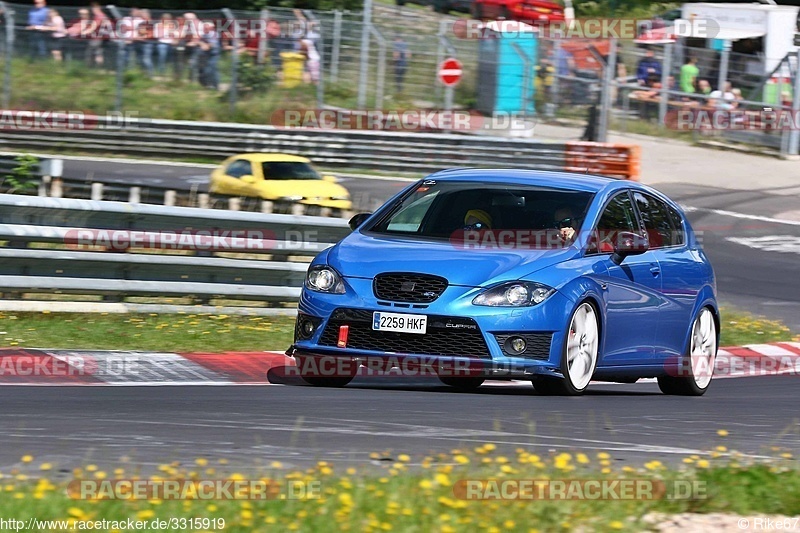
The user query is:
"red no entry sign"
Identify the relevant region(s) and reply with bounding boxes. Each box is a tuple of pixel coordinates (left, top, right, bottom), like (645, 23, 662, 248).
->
(438, 58, 463, 87)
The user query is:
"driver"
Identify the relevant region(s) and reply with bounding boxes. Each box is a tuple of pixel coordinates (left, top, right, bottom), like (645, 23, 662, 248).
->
(463, 209, 493, 231)
(553, 207, 578, 243)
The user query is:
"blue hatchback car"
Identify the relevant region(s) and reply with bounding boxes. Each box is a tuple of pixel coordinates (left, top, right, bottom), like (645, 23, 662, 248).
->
(287, 170, 719, 396)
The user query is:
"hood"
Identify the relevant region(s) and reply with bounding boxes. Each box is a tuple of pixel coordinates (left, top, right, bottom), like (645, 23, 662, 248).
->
(327, 231, 577, 287)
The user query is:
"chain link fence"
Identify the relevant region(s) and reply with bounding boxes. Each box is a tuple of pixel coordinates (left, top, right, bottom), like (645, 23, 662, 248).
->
(0, 1, 798, 155)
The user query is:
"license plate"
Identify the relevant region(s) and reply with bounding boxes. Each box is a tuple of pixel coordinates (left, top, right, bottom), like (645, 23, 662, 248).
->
(372, 312, 427, 335)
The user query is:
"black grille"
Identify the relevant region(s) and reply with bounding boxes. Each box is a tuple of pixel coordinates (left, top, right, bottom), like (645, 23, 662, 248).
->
(373, 273, 448, 303)
(319, 308, 490, 358)
(494, 333, 553, 359)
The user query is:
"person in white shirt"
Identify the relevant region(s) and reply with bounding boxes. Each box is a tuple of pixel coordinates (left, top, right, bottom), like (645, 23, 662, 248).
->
(46, 9, 66, 61)
(709, 81, 735, 110)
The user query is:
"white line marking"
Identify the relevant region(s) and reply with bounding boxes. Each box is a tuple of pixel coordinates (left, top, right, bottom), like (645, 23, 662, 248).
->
(683, 206, 800, 227)
(726, 235, 800, 254)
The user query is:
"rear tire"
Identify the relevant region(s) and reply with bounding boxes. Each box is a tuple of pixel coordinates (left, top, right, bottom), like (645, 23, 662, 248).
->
(438, 376, 485, 390)
(657, 307, 717, 396)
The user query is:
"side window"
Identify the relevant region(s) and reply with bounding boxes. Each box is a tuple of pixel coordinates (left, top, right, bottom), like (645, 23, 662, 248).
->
(225, 160, 253, 178)
(634, 192, 674, 249)
(588, 193, 638, 254)
(667, 205, 686, 246)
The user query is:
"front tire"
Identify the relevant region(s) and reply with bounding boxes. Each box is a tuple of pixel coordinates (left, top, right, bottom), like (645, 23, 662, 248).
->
(658, 307, 716, 396)
(532, 301, 599, 396)
(296, 355, 356, 388)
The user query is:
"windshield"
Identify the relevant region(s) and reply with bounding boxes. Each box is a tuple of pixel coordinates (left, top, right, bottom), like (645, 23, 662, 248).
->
(261, 162, 321, 180)
(368, 181, 594, 242)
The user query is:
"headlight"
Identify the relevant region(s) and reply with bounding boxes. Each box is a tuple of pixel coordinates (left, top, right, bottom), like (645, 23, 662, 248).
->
(473, 281, 555, 307)
(305, 265, 346, 294)
(280, 196, 304, 202)
(331, 195, 350, 201)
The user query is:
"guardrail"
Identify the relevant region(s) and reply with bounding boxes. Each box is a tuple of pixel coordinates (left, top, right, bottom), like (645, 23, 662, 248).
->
(0, 194, 352, 315)
(0, 154, 352, 217)
(0, 114, 642, 180)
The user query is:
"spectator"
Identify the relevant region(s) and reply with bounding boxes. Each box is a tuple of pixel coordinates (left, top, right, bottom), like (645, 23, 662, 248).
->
(301, 37, 320, 85)
(679, 56, 699, 94)
(392, 36, 410, 93)
(27, 0, 50, 59)
(182, 13, 201, 82)
(697, 79, 712, 96)
(554, 45, 575, 101)
(154, 13, 176, 76)
(45, 9, 66, 62)
(119, 8, 143, 69)
(636, 49, 661, 86)
(87, 2, 107, 67)
(266, 19, 285, 71)
(709, 81, 735, 109)
(135, 9, 155, 77)
(198, 21, 220, 90)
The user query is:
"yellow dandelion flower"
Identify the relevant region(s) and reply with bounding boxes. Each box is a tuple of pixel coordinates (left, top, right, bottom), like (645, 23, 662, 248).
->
(397, 454, 410, 462)
(717, 429, 729, 437)
(609, 521, 624, 530)
(454, 455, 469, 465)
(21, 455, 33, 463)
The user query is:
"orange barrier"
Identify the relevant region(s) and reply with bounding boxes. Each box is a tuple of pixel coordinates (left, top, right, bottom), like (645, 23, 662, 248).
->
(564, 142, 641, 181)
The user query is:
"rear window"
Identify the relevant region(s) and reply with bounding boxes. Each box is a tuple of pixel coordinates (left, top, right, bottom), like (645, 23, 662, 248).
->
(261, 162, 320, 180)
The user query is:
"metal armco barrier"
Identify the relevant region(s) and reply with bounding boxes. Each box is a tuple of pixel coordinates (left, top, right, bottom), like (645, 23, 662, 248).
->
(0, 114, 641, 180)
(0, 194, 352, 314)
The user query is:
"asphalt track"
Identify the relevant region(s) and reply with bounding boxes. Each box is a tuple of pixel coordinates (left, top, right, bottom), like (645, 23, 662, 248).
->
(0, 376, 797, 475)
(0, 156, 796, 474)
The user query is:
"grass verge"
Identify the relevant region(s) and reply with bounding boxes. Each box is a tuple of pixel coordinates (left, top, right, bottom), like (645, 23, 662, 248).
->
(1, 447, 798, 532)
(0, 305, 796, 353)
(0, 313, 295, 352)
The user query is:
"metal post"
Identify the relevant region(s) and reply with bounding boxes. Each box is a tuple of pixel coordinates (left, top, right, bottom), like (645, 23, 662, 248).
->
(371, 28, 386, 108)
(658, 42, 673, 128)
(552, 39, 561, 106)
(258, 9, 268, 65)
(2, 2, 14, 109)
(435, 20, 448, 104)
(331, 11, 342, 83)
(357, 0, 372, 108)
(716, 40, 730, 93)
(222, 9, 238, 116)
(317, 17, 325, 109)
(115, 40, 124, 112)
(597, 38, 617, 143)
(787, 55, 800, 157)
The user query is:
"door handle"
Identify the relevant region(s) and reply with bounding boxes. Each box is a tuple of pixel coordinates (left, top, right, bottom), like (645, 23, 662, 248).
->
(650, 266, 661, 276)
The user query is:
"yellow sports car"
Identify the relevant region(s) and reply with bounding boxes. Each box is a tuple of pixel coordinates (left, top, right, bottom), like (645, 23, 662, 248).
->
(210, 154, 352, 211)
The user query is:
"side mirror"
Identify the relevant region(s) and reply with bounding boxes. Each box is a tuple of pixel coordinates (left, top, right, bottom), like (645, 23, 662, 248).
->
(611, 231, 649, 265)
(349, 212, 372, 231)
(321, 175, 338, 183)
(240, 175, 256, 184)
